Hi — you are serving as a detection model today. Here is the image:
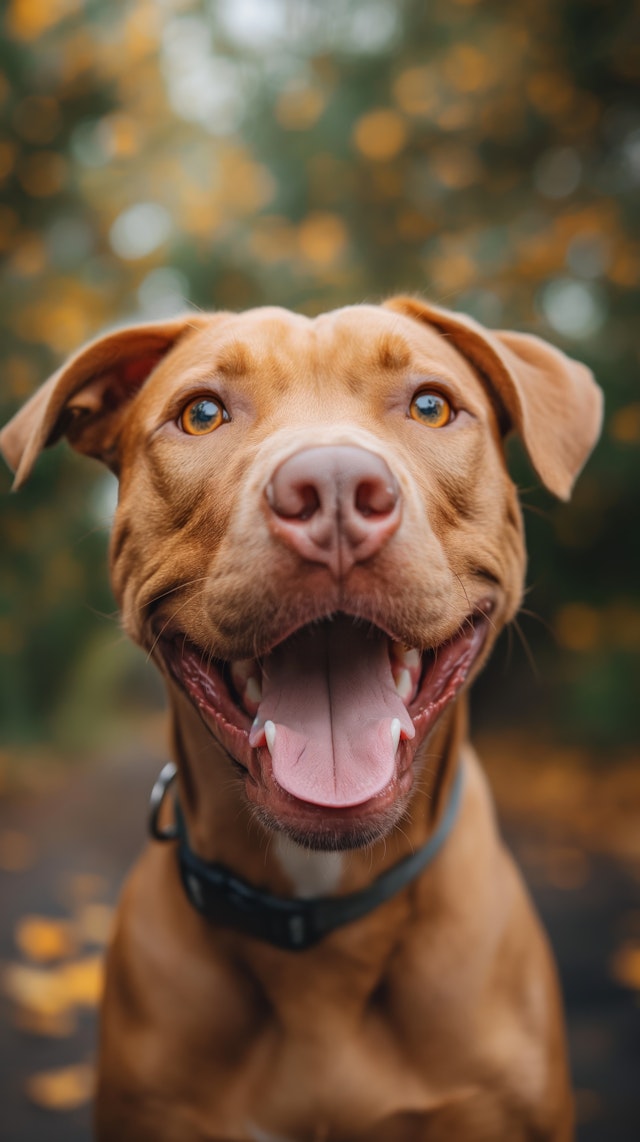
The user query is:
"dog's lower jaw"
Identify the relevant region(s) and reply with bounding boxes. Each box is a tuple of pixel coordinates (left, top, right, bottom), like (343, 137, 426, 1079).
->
(158, 609, 491, 853)
(250, 794, 413, 853)
(166, 679, 466, 895)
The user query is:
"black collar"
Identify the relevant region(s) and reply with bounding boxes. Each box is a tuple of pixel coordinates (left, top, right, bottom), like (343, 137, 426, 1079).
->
(148, 762, 464, 953)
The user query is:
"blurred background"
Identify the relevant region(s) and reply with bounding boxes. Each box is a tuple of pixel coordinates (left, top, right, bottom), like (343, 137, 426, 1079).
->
(0, 0, 638, 1138)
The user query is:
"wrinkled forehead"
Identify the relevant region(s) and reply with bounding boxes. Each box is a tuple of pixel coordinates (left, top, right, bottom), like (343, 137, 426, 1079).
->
(147, 304, 483, 402)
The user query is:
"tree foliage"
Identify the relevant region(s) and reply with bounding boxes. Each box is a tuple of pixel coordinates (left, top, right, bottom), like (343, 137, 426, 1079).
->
(0, 0, 638, 747)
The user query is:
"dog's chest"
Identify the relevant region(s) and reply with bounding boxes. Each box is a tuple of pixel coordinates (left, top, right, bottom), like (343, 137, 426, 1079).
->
(204, 1008, 438, 1140)
(191, 939, 480, 1141)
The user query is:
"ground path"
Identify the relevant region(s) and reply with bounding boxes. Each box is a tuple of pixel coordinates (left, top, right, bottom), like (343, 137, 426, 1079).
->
(0, 738, 638, 1141)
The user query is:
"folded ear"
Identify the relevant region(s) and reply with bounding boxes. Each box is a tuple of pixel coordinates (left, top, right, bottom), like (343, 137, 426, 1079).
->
(0, 315, 205, 489)
(385, 296, 603, 500)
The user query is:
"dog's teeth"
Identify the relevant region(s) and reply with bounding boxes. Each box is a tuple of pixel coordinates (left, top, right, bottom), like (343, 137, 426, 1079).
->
(394, 667, 414, 701)
(265, 720, 276, 755)
(390, 718, 401, 753)
(249, 716, 265, 749)
(231, 659, 263, 714)
(245, 676, 262, 705)
(391, 643, 421, 669)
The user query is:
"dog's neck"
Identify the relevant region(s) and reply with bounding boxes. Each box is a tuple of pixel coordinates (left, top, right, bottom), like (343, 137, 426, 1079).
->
(166, 681, 467, 899)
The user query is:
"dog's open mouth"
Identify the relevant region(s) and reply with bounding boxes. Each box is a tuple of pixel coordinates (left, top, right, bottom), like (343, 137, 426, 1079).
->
(160, 610, 490, 835)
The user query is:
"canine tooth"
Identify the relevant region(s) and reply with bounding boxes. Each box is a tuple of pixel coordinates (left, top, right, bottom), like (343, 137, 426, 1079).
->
(402, 647, 421, 669)
(249, 716, 265, 749)
(390, 718, 401, 753)
(245, 676, 263, 705)
(390, 642, 421, 669)
(265, 720, 276, 755)
(394, 668, 414, 701)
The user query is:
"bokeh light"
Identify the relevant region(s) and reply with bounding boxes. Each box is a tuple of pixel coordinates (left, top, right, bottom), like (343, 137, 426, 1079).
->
(0, 0, 637, 756)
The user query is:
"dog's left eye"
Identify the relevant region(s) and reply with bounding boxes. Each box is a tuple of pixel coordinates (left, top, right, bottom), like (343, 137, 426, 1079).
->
(180, 397, 229, 435)
(409, 390, 453, 428)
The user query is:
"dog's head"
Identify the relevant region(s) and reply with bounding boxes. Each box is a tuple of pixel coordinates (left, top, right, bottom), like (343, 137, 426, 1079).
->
(1, 299, 602, 848)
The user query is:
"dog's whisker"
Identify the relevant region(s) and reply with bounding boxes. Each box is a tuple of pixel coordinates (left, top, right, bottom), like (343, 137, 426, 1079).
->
(518, 607, 554, 636)
(144, 596, 196, 663)
(72, 519, 115, 544)
(82, 604, 121, 624)
(137, 575, 211, 614)
(520, 502, 553, 522)
(510, 616, 540, 681)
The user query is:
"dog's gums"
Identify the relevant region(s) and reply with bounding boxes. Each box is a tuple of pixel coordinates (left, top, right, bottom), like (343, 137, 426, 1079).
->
(160, 608, 491, 847)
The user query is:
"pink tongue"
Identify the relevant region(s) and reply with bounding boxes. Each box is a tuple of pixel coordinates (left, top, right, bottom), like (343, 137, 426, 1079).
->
(250, 619, 414, 808)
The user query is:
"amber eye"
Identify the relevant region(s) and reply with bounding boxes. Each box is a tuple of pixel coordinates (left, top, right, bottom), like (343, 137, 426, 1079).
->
(410, 390, 453, 428)
(180, 396, 228, 435)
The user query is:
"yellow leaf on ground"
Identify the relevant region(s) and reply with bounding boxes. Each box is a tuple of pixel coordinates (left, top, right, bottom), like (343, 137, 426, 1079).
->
(3, 954, 104, 1017)
(16, 915, 77, 962)
(25, 1062, 95, 1111)
(62, 955, 104, 1006)
(75, 902, 115, 947)
(3, 963, 70, 1017)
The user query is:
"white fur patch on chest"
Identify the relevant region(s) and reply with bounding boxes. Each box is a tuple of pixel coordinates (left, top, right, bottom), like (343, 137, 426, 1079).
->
(274, 833, 344, 898)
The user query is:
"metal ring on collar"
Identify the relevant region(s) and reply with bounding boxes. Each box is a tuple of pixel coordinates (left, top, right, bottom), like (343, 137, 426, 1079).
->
(148, 761, 179, 842)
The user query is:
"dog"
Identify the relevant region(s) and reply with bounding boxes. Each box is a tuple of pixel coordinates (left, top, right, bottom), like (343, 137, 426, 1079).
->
(0, 297, 602, 1141)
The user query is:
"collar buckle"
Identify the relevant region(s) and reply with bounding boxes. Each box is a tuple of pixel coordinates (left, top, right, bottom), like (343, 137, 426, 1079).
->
(148, 761, 179, 842)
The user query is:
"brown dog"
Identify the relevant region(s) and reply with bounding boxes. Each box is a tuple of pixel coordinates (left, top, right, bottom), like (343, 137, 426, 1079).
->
(1, 298, 602, 1141)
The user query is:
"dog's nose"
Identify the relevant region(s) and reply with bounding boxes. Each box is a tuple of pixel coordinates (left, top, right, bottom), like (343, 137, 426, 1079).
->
(266, 445, 401, 577)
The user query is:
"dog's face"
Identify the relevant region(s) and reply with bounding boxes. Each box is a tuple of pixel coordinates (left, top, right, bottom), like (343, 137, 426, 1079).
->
(0, 299, 602, 849)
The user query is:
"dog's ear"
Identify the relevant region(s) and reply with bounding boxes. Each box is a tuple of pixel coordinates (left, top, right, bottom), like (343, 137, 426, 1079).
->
(385, 296, 603, 500)
(0, 315, 205, 489)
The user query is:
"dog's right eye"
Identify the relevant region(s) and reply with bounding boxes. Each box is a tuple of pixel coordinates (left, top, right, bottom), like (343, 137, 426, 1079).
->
(409, 390, 453, 429)
(179, 397, 229, 435)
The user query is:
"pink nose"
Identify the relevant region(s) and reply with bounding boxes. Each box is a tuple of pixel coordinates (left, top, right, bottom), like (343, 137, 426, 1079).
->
(266, 446, 401, 578)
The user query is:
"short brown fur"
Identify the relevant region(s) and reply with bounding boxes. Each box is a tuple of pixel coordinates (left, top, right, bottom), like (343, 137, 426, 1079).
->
(0, 299, 602, 1141)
